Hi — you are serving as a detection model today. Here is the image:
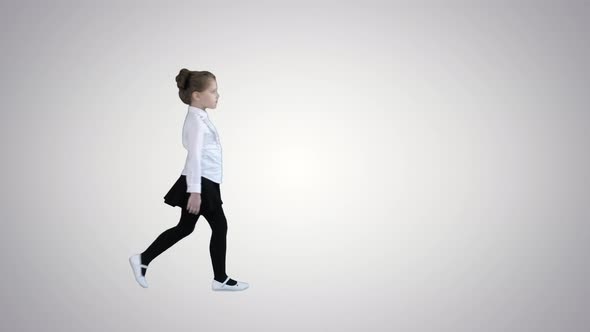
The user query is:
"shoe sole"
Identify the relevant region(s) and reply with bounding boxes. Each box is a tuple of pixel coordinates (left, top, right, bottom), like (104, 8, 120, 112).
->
(212, 285, 249, 291)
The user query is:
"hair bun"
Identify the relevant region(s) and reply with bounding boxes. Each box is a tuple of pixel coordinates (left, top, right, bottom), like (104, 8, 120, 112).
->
(176, 68, 191, 89)
(184, 72, 191, 88)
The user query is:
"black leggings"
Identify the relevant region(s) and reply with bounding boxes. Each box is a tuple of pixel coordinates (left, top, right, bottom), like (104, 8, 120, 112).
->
(141, 205, 228, 280)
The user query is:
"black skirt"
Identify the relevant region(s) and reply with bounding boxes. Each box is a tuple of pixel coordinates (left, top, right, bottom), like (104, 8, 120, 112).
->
(163, 175, 223, 213)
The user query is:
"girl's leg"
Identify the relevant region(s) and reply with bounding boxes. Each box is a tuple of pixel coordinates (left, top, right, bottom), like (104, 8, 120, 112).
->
(202, 205, 237, 285)
(140, 208, 200, 275)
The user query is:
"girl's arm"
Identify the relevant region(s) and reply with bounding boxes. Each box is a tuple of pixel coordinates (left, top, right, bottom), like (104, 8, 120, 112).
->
(184, 116, 205, 193)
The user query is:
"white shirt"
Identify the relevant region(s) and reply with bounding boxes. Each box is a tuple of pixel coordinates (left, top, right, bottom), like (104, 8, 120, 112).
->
(181, 105, 223, 193)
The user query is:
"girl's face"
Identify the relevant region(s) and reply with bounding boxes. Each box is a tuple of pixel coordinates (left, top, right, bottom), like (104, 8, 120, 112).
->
(193, 79, 220, 110)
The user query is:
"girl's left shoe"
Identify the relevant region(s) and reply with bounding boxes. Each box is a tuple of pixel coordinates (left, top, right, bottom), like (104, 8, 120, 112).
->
(129, 254, 149, 288)
(212, 276, 249, 291)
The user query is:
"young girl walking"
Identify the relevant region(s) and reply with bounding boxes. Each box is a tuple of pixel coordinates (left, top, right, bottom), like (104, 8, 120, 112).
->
(129, 68, 249, 291)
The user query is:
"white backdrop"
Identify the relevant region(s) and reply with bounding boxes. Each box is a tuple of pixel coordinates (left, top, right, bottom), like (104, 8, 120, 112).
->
(1, 1, 589, 331)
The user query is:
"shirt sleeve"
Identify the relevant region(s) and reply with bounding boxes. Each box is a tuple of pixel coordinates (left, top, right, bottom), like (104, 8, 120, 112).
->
(184, 116, 205, 193)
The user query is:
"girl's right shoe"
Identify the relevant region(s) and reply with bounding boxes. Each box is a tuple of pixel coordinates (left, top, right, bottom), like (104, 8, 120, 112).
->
(129, 254, 149, 288)
(212, 276, 249, 291)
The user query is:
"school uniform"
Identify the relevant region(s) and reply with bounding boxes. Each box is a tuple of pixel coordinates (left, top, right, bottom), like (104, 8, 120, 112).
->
(133, 105, 249, 291)
(163, 105, 224, 214)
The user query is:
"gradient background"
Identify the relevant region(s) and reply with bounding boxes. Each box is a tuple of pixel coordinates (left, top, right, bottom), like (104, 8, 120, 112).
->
(1, 1, 589, 331)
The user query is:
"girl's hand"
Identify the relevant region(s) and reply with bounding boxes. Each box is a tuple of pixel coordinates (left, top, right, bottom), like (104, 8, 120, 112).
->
(187, 193, 202, 215)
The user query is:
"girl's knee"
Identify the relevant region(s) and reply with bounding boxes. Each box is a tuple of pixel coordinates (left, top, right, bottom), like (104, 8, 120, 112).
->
(177, 223, 196, 236)
(211, 215, 228, 234)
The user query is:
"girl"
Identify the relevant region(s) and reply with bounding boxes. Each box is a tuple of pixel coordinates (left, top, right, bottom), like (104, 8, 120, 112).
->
(129, 68, 249, 291)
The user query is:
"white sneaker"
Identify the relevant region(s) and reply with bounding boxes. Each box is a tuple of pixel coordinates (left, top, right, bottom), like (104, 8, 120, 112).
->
(212, 276, 249, 291)
(129, 254, 149, 288)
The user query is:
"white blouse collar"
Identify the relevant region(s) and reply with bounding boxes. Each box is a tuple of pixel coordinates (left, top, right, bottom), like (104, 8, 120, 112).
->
(188, 105, 208, 120)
